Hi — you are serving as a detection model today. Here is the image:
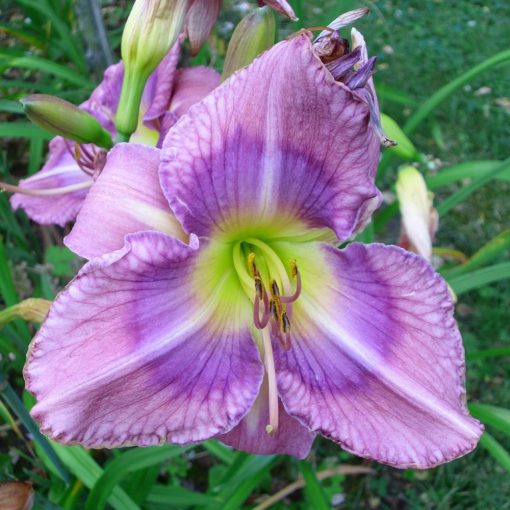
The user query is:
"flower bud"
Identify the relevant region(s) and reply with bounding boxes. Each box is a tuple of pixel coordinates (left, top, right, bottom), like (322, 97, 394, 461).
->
(381, 113, 420, 161)
(396, 166, 437, 261)
(187, 0, 221, 56)
(116, 0, 194, 140)
(21, 95, 113, 149)
(222, 7, 276, 81)
(0, 298, 52, 326)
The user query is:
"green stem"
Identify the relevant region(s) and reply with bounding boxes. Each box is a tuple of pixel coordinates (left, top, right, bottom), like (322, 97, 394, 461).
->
(114, 67, 147, 142)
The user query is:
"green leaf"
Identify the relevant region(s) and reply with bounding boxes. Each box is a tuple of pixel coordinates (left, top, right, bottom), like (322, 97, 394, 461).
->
(220, 456, 275, 510)
(378, 48, 510, 174)
(479, 432, 510, 475)
(45, 246, 77, 277)
(437, 159, 510, 217)
(0, 122, 52, 140)
(299, 461, 330, 510)
(426, 161, 510, 190)
(468, 347, 510, 361)
(85, 445, 190, 510)
(0, 372, 70, 483)
(444, 230, 510, 278)
(447, 262, 510, 295)
(146, 485, 220, 509)
(203, 440, 236, 465)
(0, 99, 24, 114)
(51, 443, 140, 510)
(403, 48, 510, 135)
(16, 0, 87, 72)
(0, 56, 92, 88)
(374, 82, 417, 106)
(469, 404, 510, 436)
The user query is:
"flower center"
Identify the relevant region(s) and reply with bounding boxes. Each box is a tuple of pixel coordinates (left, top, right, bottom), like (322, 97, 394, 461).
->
(231, 237, 302, 435)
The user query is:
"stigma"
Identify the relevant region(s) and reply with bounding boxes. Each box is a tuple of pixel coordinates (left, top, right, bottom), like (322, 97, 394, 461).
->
(247, 252, 302, 436)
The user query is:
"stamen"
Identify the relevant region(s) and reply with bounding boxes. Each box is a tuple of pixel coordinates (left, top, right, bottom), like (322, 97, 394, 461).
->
(262, 328, 279, 435)
(253, 288, 270, 330)
(270, 279, 280, 298)
(280, 262, 302, 304)
(280, 311, 291, 333)
(0, 180, 93, 196)
(247, 252, 258, 277)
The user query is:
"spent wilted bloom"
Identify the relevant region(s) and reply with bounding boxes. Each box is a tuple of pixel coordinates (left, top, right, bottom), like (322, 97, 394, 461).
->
(7, 43, 219, 227)
(25, 18, 482, 467)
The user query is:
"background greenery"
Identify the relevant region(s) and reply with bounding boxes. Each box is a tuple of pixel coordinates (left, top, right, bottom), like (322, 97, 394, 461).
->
(0, 0, 509, 508)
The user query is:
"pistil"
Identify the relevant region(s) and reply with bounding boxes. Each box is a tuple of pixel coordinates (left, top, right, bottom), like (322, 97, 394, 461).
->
(245, 249, 304, 435)
(262, 327, 278, 435)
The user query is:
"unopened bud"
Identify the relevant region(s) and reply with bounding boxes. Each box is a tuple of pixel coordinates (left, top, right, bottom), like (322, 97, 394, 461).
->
(396, 166, 437, 261)
(222, 7, 276, 81)
(187, 0, 221, 56)
(258, 0, 297, 21)
(116, 0, 194, 140)
(0, 298, 52, 327)
(381, 114, 420, 161)
(21, 95, 113, 149)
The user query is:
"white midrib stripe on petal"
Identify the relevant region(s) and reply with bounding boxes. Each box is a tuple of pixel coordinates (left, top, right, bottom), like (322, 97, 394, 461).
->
(259, 71, 282, 219)
(27, 164, 90, 183)
(302, 296, 480, 438)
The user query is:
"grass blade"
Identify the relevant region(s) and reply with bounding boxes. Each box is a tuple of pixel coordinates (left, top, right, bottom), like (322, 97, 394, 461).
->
(0, 56, 92, 88)
(479, 432, 510, 475)
(468, 348, 510, 361)
(203, 440, 236, 465)
(146, 485, 220, 509)
(51, 443, 140, 510)
(469, 404, 510, 436)
(85, 445, 190, 510)
(16, 0, 87, 72)
(220, 456, 275, 510)
(403, 48, 510, 135)
(426, 161, 510, 189)
(437, 159, 510, 217)
(0, 371, 70, 483)
(447, 262, 510, 295)
(443, 230, 510, 278)
(299, 461, 330, 510)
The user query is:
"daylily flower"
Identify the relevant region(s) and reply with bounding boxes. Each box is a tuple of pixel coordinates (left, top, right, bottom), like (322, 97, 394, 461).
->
(8, 43, 219, 227)
(25, 21, 482, 467)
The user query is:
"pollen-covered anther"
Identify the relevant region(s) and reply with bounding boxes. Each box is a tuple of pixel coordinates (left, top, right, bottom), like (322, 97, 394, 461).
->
(248, 254, 301, 351)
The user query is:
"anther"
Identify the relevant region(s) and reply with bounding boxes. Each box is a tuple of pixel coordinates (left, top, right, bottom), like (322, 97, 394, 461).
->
(280, 262, 302, 304)
(280, 312, 291, 334)
(247, 252, 258, 277)
(270, 279, 280, 298)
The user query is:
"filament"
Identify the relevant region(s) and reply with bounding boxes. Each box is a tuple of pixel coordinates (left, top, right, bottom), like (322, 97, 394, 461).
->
(0, 180, 93, 196)
(262, 328, 279, 435)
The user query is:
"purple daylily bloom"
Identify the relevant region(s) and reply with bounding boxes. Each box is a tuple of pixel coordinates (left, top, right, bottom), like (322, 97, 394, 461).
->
(25, 29, 482, 467)
(10, 43, 220, 227)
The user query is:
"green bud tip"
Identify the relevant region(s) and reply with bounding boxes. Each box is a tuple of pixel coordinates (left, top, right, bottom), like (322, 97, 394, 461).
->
(21, 94, 113, 149)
